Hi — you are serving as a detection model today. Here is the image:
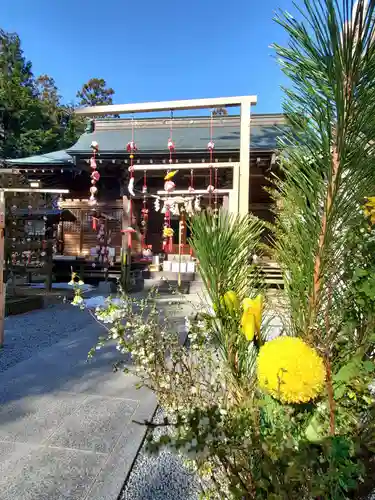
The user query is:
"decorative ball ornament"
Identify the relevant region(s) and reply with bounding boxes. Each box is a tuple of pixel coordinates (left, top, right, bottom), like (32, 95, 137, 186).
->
(91, 170, 100, 182)
(90, 186, 98, 195)
(207, 185, 215, 193)
(167, 138, 175, 152)
(164, 180, 175, 193)
(207, 140, 215, 151)
(126, 140, 137, 153)
(91, 141, 99, 151)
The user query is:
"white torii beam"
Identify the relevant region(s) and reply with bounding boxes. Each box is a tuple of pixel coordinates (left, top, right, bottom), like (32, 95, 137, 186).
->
(75, 95, 257, 216)
(75, 95, 257, 116)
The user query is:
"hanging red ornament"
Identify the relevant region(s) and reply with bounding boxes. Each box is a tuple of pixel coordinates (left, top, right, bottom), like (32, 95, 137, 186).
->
(141, 169, 149, 248)
(91, 170, 100, 182)
(126, 140, 137, 153)
(89, 141, 100, 206)
(142, 169, 148, 194)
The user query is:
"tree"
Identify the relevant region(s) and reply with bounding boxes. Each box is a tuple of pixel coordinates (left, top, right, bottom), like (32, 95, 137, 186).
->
(35, 74, 60, 110)
(0, 30, 62, 158)
(212, 107, 228, 117)
(76, 78, 115, 107)
(59, 103, 86, 148)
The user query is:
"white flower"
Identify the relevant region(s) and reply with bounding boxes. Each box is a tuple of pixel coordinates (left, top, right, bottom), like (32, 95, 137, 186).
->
(72, 295, 83, 306)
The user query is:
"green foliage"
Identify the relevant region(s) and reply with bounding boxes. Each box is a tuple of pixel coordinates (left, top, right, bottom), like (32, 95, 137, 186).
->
(189, 209, 264, 306)
(76, 77, 115, 106)
(271, 0, 375, 347)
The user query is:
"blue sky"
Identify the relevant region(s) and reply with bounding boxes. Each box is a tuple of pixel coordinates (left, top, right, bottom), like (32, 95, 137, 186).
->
(1, 0, 295, 114)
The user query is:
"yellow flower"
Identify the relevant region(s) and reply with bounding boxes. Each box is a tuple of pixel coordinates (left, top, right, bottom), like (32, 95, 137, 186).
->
(223, 290, 240, 314)
(163, 227, 174, 238)
(257, 336, 326, 404)
(164, 170, 179, 181)
(242, 295, 263, 334)
(241, 309, 256, 341)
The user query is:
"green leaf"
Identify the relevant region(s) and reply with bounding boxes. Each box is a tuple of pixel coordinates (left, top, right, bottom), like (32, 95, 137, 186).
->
(305, 413, 325, 443)
(333, 356, 363, 385)
(363, 360, 375, 373)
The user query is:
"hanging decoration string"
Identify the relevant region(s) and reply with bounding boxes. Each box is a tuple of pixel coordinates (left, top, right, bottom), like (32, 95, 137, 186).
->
(163, 110, 177, 253)
(189, 168, 194, 192)
(123, 117, 137, 248)
(89, 141, 100, 214)
(207, 111, 215, 208)
(141, 168, 149, 248)
(214, 162, 218, 213)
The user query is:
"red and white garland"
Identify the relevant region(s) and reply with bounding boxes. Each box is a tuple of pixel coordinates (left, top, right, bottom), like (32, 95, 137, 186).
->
(89, 141, 100, 208)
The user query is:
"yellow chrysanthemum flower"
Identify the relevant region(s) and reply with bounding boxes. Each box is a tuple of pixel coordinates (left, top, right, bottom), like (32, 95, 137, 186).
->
(257, 336, 326, 404)
(163, 227, 174, 238)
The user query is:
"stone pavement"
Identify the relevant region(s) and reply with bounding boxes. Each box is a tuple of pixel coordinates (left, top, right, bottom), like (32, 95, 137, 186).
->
(0, 294, 196, 500)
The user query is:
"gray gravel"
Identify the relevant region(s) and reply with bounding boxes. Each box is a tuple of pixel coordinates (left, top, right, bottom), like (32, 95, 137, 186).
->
(0, 304, 94, 373)
(120, 408, 202, 500)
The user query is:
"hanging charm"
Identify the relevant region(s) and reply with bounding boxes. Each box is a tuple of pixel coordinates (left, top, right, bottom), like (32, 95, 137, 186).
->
(194, 196, 201, 212)
(189, 168, 195, 193)
(89, 141, 100, 207)
(125, 118, 138, 249)
(154, 197, 161, 212)
(164, 170, 178, 194)
(141, 169, 148, 248)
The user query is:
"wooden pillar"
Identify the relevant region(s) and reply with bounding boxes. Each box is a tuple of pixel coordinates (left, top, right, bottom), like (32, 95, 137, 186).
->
(79, 209, 84, 254)
(0, 190, 5, 347)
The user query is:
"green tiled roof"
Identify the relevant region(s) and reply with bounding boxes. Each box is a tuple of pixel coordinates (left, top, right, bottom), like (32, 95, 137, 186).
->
(68, 115, 287, 155)
(6, 150, 73, 166)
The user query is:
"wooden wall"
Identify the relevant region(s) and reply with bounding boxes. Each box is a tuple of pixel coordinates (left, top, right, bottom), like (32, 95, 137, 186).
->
(60, 200, 124, 259)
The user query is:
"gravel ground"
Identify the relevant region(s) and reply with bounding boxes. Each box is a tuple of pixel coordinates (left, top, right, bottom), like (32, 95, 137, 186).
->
(0, 304, 94, 373)
(120, 408, 202, 500)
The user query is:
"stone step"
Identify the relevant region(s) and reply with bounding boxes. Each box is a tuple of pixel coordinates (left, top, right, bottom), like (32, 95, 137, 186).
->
(150, 271, 195, 282)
